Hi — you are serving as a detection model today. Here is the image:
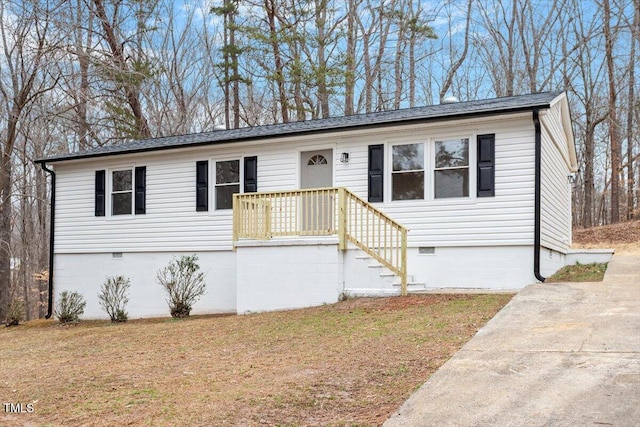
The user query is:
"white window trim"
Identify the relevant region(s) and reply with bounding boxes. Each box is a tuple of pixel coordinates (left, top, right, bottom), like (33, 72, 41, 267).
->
(107, 166, 135, 218)
(386, 135, 477, 203)
(213, 157, 242, 212)
(389, 141, 426, 202)
(430, 136, 475, 201)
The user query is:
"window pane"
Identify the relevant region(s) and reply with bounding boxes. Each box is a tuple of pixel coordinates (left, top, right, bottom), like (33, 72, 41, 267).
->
(112, 193, 132, 215)
(112, 170, 132, 191)
(435, 139, 469, 168)
(392, 171, 424, 200)
(216, 160, 240, 184)
(216, 184, 239, 210)
(393, 144, 424, 171)
(435, 169, 469, 198)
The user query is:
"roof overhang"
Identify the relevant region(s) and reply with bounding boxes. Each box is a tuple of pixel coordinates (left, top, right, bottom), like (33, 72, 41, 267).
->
(36, 91, 565, 164)
(550, 92, 579, 172)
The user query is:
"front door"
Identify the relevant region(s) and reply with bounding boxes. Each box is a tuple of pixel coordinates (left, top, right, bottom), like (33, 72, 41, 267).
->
(300, 150, 333, 233)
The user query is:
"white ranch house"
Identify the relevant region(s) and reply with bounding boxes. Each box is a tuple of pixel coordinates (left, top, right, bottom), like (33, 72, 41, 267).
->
(37, 91, 580, 318)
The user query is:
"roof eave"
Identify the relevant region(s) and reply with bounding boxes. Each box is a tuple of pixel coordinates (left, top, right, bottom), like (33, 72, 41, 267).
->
(35, 100, 555, 164)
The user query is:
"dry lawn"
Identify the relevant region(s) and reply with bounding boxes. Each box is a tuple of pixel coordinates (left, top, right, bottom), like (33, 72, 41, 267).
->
(545, 262, 608, 283)
(1, 294, 511, 426)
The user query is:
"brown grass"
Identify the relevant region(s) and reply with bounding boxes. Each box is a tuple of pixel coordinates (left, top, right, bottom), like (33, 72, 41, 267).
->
(545, 262, 608, 283)
(0, 294, 511, 426)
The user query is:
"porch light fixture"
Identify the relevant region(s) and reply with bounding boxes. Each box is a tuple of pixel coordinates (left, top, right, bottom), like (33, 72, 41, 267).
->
(568, 173, 577, 184)
(340, 152, 350, 163)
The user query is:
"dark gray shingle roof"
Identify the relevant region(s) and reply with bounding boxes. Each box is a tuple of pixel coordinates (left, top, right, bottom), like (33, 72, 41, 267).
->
(37, 91, 562, 163)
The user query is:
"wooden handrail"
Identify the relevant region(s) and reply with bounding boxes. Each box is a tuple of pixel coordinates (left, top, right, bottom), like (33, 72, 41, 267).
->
(233, 187, 408, 295)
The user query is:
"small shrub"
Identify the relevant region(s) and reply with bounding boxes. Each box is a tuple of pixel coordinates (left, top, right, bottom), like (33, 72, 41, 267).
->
(338, 291, 352, 302)
(5, 298, 25, 327)
(157, 255, 207, 318)
(55, 291, 86, 323)
(98, 276, 130, 323)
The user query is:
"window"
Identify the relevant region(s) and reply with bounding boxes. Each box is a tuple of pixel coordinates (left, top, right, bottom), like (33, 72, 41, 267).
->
(434, 138, 469, 198)
(392, 143, 424, 200)
(215, 160, 240, 210)
(111, 169, 133, 215)
(307, 154, 327, 165)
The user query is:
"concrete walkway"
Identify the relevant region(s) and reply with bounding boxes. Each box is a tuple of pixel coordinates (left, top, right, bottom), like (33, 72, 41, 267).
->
(384, 254, 640, 427)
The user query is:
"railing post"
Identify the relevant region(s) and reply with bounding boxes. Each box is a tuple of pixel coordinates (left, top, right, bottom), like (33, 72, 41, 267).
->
(265, 200, 272, 238)
(400, 228, 407, 296)
(338, 188, 347, 250)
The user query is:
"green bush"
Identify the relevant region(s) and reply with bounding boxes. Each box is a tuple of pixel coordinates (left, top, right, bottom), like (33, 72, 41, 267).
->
(55, 291, 86, 323)
(5, 298, 25, 327)
(98, 276, 130, 323)
(157, 255, 207, 318)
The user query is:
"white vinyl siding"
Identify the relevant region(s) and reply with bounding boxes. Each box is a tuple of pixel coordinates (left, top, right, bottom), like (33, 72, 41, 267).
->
(53, 114, 537, 253)
(540, 103, 573, 253)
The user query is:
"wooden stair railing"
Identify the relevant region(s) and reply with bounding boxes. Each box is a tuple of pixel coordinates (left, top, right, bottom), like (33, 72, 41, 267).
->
(233, 188, 408, 295)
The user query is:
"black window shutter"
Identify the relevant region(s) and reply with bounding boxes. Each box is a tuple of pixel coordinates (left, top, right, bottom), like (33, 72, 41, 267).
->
(244, 156, 258, 193)
(95, 170, 105, 216)
(368, 144, 384, 202)
(135, 166, 146, 214)
(477, 134, 495, 197)
(196, 161, 208, 211)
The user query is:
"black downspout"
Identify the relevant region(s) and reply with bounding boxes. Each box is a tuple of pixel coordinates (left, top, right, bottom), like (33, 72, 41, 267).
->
(533, 110, 545, 282)
(40, 162, 55, 318)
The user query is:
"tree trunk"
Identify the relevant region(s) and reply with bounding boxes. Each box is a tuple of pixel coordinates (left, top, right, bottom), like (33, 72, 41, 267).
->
(230, 11, 240, 129)
(265, 0, 289, 123)
(315, 0, 330, 119)
(344, 0, 356, 115)
(603, 0, 620, 223)
(626, 3, 638, 219)
(583, 122, 595, 227)
(439, 0, 472, 101)
(0, 149, 12, 320)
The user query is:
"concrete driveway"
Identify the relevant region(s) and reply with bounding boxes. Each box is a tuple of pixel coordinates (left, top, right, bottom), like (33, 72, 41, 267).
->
(384, 254, 640, 427)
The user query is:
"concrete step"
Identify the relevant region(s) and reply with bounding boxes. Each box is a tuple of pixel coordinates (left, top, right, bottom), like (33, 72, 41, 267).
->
(392, 281, 427, 292)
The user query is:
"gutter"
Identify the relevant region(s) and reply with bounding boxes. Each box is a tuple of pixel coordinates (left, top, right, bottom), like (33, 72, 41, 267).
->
(533, 110, 545, 282)
(39, 162, 55, 318)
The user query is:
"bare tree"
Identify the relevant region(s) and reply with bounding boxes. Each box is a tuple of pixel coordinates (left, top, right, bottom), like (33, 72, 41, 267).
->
(474, 1, 520, 97)
(625, 1, 638, 218)
(439, 0, 471, 101)
(568, 0, 609, 227)
(603, 0, 621, 223)
(0, 0, 58, 318)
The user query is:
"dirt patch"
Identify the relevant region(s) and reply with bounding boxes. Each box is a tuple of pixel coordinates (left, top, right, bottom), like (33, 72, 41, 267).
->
(0, 294, 511, 427)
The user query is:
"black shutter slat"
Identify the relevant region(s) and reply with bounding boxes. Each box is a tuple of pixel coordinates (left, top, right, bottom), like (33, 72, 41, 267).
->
(244, 156, 258, 193)
(135, 166, 146, 214)
(368, 144, 384, 202)
(95, 170, 105, 216)
(477, 134, 495, 197)
(196, 161, 208, 211)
